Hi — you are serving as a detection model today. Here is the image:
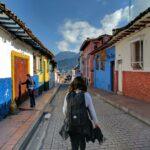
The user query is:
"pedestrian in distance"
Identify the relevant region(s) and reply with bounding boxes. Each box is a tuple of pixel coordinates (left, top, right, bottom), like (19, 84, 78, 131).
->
(20, 74, 36, 108)
(62, 76, 100, 150)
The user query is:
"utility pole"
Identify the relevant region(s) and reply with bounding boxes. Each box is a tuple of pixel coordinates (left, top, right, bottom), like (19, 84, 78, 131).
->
(129, 0, 132, 21)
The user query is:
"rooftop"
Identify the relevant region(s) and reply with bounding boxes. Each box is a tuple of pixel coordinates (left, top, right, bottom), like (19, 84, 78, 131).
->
(0, 3, 54, 59)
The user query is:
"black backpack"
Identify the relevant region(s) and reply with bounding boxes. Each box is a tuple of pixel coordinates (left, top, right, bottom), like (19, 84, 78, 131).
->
(66, 91, 89, 129)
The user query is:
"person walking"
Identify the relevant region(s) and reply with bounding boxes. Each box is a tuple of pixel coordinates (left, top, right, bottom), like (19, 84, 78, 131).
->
(62, 76, 100, 150)
(20, 74, 36, 108)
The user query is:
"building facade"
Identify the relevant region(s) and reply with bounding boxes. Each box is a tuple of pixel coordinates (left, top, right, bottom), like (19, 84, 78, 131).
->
(93, 46, 115, 92)
(110, 8, 150, 102)
(79, 7, 150, 103)
(0, 3, 55, 119)
(80, 35, 110, 86)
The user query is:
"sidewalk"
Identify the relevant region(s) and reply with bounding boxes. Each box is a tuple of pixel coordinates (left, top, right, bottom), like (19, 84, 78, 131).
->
(90, 88, 150, 126)
(0, 85, 60, 150)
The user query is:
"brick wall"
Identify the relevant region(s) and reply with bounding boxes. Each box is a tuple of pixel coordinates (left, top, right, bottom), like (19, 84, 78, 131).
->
(123, 71, 150, 102)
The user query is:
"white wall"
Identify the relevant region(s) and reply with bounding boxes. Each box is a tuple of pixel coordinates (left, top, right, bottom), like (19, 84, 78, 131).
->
(115, 27, 150, 72)
(0, 27, 34, 78)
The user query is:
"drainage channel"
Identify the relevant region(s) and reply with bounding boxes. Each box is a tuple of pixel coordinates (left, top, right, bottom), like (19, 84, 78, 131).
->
(23, 91, 58, 150)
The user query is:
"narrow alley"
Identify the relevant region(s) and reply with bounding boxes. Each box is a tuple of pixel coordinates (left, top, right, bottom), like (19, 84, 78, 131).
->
(26, 85, 150, 150)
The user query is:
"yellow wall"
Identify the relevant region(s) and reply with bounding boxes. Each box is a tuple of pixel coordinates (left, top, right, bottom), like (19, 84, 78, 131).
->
(44, 58, 50, 82)
(37, 56, 50, 84)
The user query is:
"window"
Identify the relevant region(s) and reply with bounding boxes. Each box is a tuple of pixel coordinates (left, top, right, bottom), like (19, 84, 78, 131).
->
(37, 57, 42, 72)
(94, 42, 98, 49)
(94, 45, 97, 49)
(131, 40, 143, 70)
(100, 61, 105, 71)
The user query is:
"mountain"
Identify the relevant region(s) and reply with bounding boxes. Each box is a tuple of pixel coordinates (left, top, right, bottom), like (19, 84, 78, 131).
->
(55, 51, 79, 72)
(55, 51, 78, 61)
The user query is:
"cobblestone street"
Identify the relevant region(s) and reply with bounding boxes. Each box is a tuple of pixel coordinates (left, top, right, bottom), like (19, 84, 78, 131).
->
(1, 1, 150, 150)
(29, 85, 150, 150)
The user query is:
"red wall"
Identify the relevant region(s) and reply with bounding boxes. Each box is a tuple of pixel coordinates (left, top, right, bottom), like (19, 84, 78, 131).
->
(82, 41, 99, 86)
(82, 42, 91, 79)
(81, 36, 110, 87)
(123, 71, 150, 102)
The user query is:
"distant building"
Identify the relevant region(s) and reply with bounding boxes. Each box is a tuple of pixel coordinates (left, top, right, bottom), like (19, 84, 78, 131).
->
(80, 35, 111, 86)
(71, 65, 81, 81)
(91, 44, 115, 92)
(54, 69, 61, 84)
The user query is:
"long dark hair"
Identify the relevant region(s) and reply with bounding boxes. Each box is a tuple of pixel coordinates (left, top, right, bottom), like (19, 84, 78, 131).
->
(69, 77, 87, 92)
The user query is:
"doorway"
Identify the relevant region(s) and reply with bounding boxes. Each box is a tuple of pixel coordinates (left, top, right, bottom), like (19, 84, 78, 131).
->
(12, 51, 29, 105)
(110, 61, 115, 91)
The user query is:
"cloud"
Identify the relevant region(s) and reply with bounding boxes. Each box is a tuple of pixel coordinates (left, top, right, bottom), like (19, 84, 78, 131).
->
(101, 6, 129, 33)
(57, 41, 69, 51)
(57, 6, 129, 52)
(57, 0, 150, 52)
(132, 0, 150, 18)
(57, 21, 103, 52)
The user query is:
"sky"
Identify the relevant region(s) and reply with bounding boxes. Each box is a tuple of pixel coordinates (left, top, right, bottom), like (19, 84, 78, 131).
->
(0, 0, 150, 55)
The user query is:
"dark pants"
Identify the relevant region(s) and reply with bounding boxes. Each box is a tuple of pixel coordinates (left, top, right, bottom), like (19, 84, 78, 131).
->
(28, 90, 35, 107)
(69, 133, 86, 150)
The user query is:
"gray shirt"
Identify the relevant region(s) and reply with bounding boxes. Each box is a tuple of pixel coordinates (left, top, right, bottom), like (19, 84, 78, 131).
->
(63, 91, 98, 124)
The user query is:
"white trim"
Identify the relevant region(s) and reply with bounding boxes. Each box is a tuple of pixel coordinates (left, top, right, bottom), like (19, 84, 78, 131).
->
(130, 34, 145, 43)
(130, 39, 144, 70)
(130, 37, 141, 43)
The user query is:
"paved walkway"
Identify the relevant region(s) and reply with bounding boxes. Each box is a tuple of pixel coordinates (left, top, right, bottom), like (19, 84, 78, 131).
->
(0, 86, 59, 150)
(37, 85, 150, 150)
(90, 88, 150, 126)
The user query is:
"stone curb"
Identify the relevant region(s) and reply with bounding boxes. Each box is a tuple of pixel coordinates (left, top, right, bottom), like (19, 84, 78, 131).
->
(96, 93, 150, 126)
(13, 85, 61, 150)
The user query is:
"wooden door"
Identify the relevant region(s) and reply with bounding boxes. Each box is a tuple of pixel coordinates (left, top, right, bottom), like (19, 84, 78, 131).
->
(14, 56, 29, 104)
(111, 61, 115, 91)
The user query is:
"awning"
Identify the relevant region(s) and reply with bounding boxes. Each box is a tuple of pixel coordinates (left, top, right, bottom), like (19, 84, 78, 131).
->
(0, 3, 54, 59)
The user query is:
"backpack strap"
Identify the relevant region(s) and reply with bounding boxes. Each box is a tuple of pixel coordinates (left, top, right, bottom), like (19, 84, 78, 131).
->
(66, 92, 76, 124)
(87, 107, 92, 120)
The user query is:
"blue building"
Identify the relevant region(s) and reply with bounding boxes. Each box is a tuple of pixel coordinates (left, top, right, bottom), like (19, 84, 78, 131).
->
(0, 78, 12, 119)
(94, 46, 115, 92)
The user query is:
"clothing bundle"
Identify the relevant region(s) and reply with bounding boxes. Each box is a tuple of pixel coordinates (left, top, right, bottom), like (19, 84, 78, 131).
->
(59, 118, 105, 144)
